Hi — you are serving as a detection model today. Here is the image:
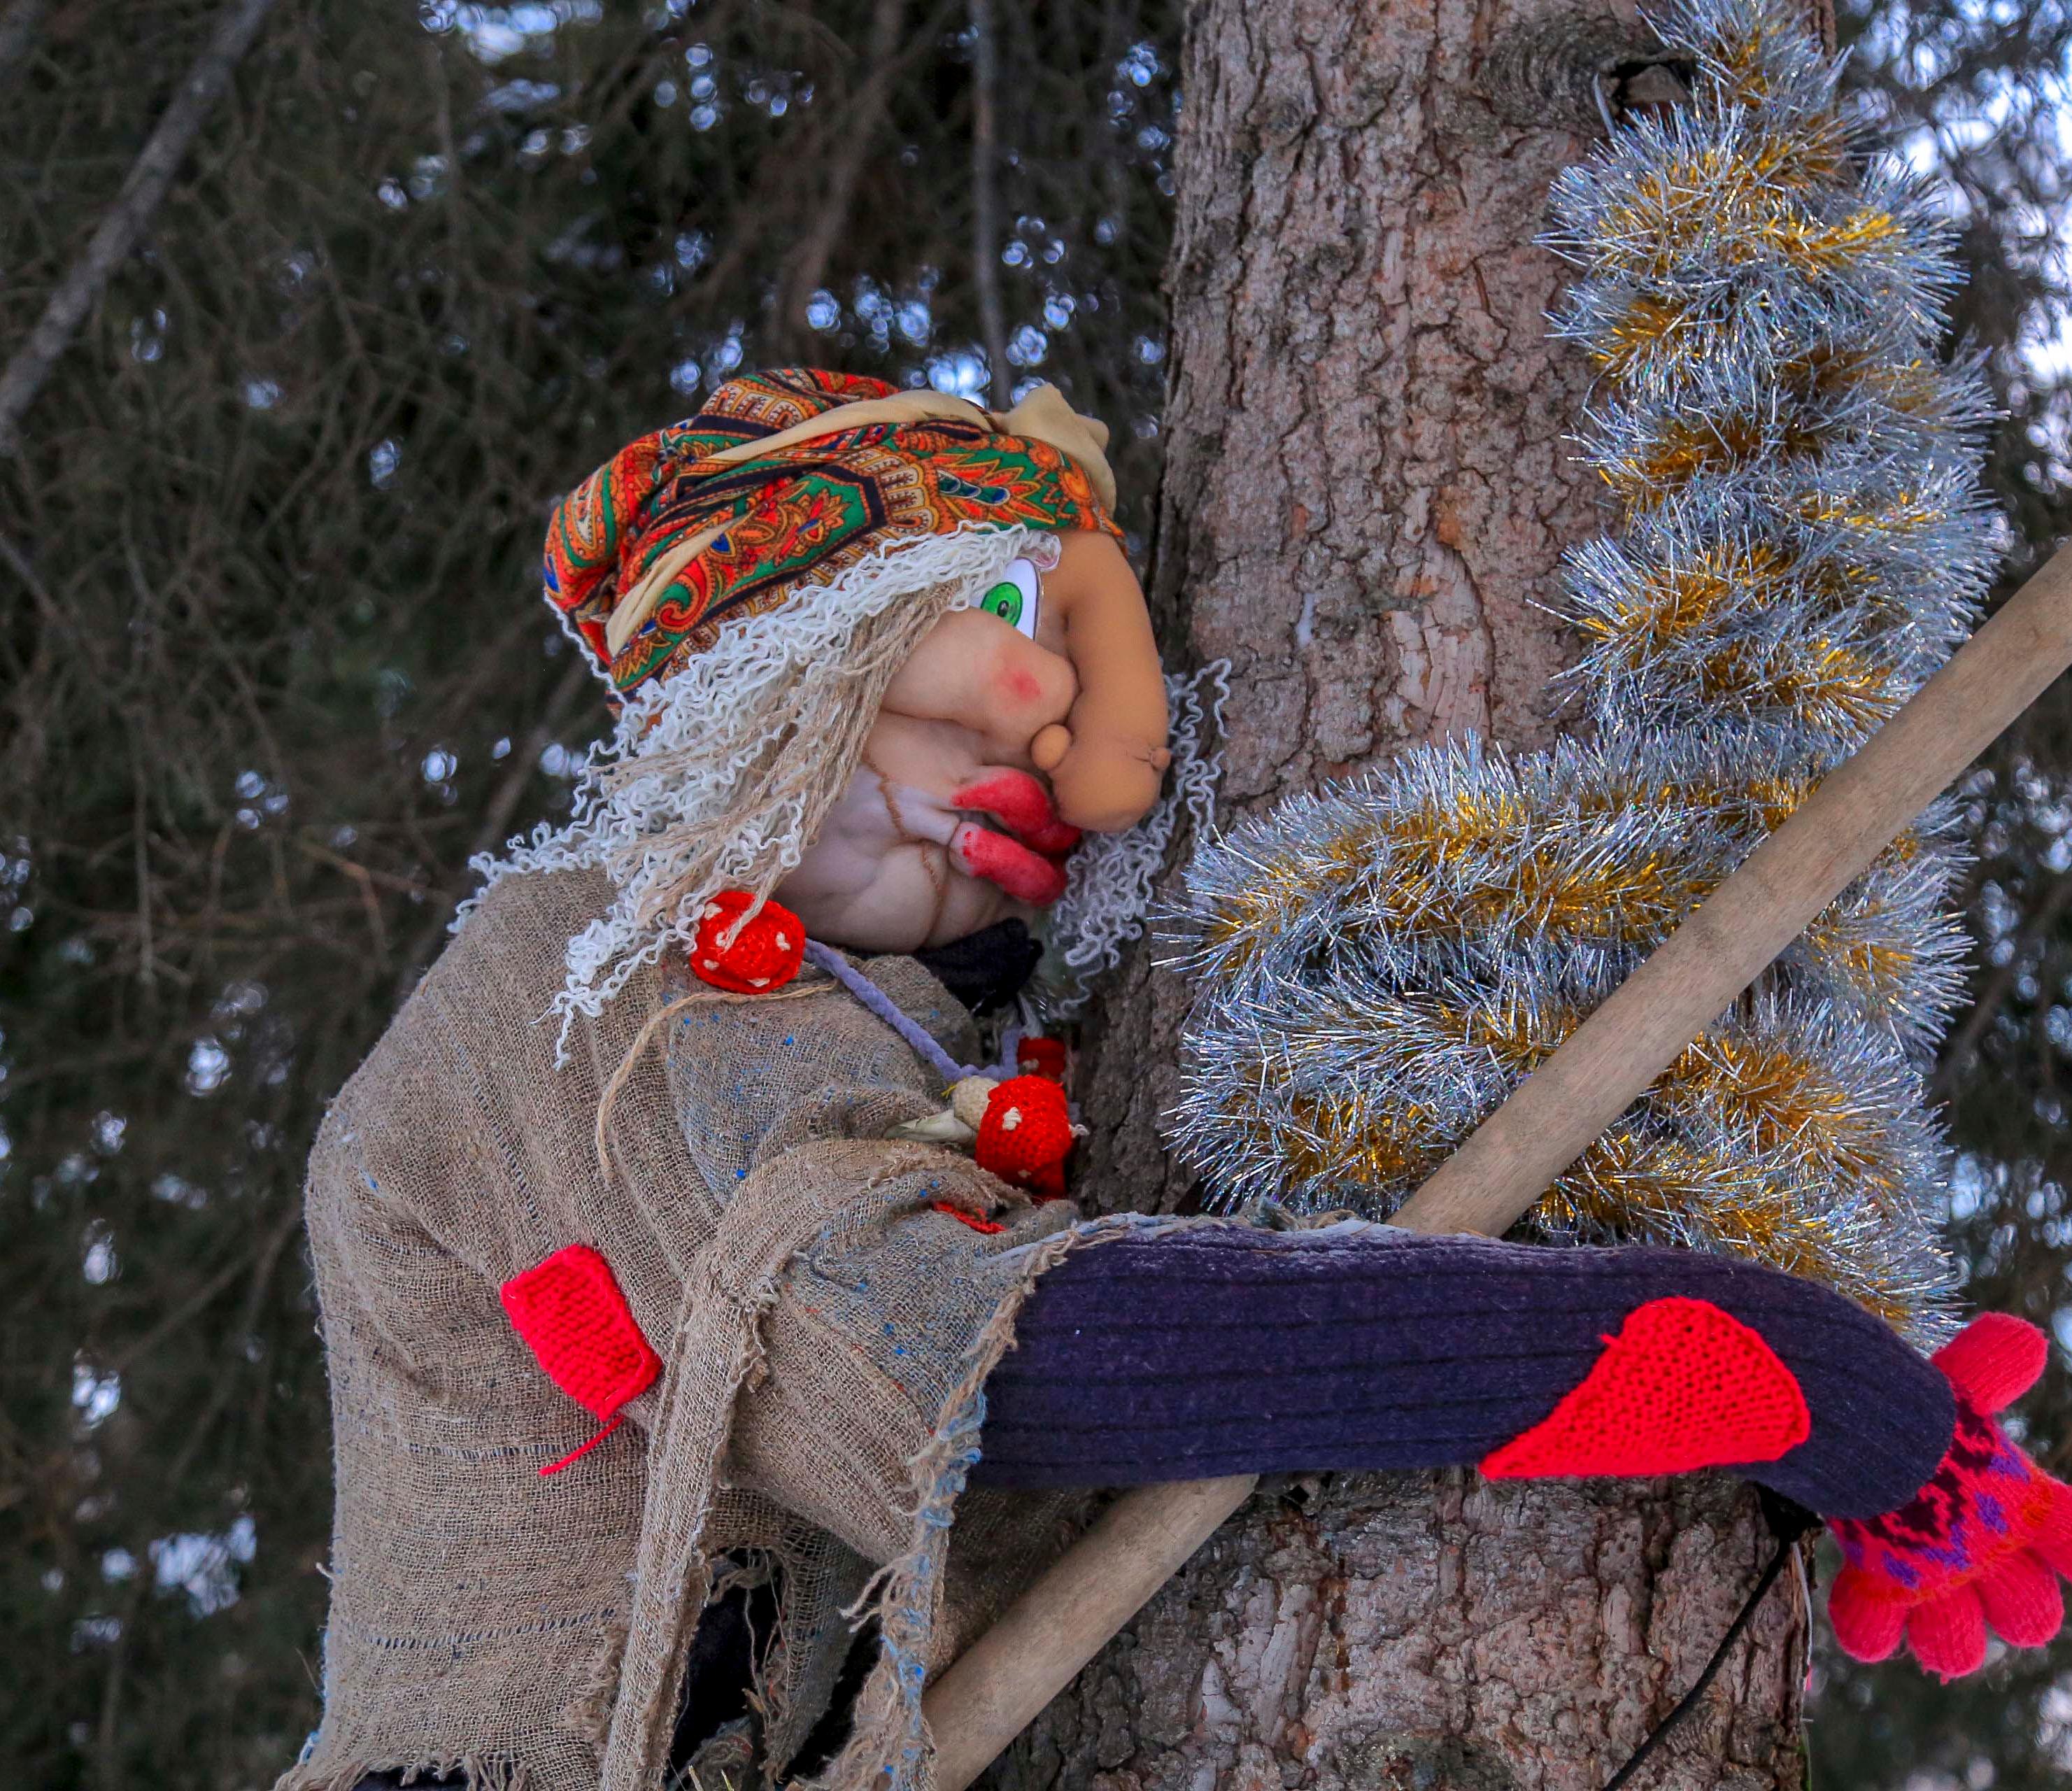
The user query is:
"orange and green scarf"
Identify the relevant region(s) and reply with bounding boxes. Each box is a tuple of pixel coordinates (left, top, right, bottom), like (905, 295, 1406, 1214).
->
(545, 368, 1117, 697)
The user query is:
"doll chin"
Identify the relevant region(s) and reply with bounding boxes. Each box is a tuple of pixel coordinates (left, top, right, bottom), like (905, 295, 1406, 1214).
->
(777, 849, 1044, 956)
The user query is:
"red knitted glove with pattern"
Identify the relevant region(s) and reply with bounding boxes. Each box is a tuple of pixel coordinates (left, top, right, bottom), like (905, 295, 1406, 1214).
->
(1829, 1314, 2072, 1679)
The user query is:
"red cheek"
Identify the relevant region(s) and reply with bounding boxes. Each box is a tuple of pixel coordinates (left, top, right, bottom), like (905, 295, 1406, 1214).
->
(998, 665, 1044, 706)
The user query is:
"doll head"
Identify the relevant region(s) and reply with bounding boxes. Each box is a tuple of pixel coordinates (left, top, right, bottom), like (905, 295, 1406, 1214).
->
(481, 369, 1181, 1026)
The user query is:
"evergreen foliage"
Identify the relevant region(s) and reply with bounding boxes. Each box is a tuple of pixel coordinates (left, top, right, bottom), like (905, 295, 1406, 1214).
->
(0, 5, 1175, 1783)
(1, 0, 2068, 1785)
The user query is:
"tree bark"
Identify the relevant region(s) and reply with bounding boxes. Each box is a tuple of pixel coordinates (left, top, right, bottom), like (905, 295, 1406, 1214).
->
(968, 0, 1012, 407)
(993, 1476, 1805, 1791)
(1046, 0, 1817, 1785)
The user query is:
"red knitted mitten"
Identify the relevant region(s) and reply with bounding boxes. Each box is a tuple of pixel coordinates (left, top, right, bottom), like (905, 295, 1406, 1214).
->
(688, 890, 805, 994)
(1829, 1313, 2072, 1678)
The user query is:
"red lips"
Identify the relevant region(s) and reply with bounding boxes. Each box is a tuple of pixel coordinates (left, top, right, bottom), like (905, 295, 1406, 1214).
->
(949, 770, 1079, 905)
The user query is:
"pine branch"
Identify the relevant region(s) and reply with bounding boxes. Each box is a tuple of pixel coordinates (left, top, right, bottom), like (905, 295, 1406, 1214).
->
(0, 0, 280, 453)
(0, 0, 50, 88)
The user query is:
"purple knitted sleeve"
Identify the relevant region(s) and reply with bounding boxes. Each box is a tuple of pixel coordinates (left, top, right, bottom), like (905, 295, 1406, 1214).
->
(972, 1224, 1954, 1520)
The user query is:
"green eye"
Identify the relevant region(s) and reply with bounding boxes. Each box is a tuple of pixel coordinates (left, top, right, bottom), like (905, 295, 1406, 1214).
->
(979, 558, 1041, 639)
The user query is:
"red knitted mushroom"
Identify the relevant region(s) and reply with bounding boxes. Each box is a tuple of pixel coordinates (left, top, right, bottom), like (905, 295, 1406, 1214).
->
(974, 1075, 1076, 1201)
(1016, 1035, 1069, 1082)
(688, 890, 805, 993)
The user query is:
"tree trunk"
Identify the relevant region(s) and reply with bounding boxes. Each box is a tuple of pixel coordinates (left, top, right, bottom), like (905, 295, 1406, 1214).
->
(1043, 0, 1819, 1785)
(992, 1476, 1804, 1791)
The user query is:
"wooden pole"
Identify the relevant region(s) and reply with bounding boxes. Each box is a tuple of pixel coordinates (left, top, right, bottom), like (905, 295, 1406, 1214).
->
(919, 537, 2072, 1791)
(923, 1474, 1260, 1791)
(1391, 538, 2072, 1238)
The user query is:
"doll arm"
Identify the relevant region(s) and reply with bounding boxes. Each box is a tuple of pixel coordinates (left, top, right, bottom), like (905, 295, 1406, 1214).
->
(972, 1225, 2072, 1678)
(689, 1135, 1074, 1569)
(974, 1226, 1948, 1513)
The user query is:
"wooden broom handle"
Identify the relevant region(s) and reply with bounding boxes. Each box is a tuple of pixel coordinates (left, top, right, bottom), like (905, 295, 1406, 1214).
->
(920, 539, 2072, 1791)
(1396, 538, 2072, 1237)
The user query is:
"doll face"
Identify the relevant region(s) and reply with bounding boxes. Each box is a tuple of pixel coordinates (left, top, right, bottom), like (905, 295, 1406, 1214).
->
(774, 595, 1083, 951)
(775, 532, 1169, 953)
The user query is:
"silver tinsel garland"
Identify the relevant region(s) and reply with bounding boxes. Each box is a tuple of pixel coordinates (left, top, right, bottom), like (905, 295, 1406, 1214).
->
(1161, 0, 1997, 1343)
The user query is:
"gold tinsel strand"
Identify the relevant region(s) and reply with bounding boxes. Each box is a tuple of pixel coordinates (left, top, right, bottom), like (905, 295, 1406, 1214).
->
(1163, 0, 1994, 1343)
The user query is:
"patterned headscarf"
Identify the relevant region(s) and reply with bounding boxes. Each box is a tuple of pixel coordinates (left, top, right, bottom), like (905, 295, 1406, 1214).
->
(545, 367, 1118, 699)
(477, 368, 1134, 1047)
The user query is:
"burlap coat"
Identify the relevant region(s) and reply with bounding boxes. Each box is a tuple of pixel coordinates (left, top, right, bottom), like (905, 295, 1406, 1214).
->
(285, 868, 1128, 1791)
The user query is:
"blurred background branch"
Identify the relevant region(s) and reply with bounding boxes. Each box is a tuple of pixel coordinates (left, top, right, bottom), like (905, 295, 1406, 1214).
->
(0, 0, 281, 451)
(0, 0, 52, 87)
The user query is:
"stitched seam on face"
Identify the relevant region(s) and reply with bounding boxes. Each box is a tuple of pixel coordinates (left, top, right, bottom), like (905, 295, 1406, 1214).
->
(860, 743, 953, 940)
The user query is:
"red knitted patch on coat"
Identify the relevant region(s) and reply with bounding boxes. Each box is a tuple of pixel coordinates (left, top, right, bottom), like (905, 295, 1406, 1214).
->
(502, 1245, 661, 1473)
(1481, 1296, 1810, 1481)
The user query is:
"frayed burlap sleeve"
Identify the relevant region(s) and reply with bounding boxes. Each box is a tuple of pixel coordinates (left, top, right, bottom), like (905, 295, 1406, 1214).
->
(293, 867, 1121, 1791)
(597, 1138, 1085, 1790)
(727, 1153, 1078, 1566)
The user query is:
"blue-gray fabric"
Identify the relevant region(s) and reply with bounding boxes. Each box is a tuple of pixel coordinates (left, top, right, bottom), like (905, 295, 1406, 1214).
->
(974, 1224, 1956, 1520)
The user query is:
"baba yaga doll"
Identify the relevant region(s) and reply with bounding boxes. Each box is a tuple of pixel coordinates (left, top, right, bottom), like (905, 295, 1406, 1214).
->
(290, 369, 2072, 1791)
